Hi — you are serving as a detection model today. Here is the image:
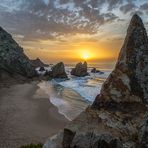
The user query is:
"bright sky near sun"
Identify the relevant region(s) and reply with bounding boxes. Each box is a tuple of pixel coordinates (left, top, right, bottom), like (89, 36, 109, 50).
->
(0, 0, 147, 64)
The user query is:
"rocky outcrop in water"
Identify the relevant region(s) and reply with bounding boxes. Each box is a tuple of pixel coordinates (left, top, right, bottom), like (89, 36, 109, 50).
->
(0, 27, 36, 78)
(39, 67, 46, 72)
(51, 62, 68, 78)
(44, 14, 148, 148)
(71, 61, 88, 77)
(91, 68, 104, 74)
(31, 58, 48, 68)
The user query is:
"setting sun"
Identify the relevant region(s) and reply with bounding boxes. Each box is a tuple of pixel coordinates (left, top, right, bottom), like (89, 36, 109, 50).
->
(82, 52, 89, 60)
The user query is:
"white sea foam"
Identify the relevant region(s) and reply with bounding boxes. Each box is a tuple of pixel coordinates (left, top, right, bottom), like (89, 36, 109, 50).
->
(36, 68, 111, 120)
(37, 81, 88, 120)
(58, 78, 101, 102)
(58, 69, 110, 102)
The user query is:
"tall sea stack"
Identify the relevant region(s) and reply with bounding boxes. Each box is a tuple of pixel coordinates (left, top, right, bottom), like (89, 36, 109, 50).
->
(93, 14, 148, 106)
(44, 14, 148, 148)
(0, 27, 36, 78)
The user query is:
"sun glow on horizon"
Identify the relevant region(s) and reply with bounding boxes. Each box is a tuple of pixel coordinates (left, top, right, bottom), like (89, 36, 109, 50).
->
(82, 52, 90, 60)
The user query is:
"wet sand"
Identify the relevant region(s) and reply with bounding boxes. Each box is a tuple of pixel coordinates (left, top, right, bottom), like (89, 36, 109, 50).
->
(0, 82, 69, 148)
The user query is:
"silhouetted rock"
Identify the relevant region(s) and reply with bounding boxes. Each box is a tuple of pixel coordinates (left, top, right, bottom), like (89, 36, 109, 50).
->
(51, 62, 67, 78)
(31, 58, 48, 68)
(71, 61, 88, 77)
(39, 67, 45, 72)
(91, 68, 104, 74)
(0, 26, 36, 78)
(44, 14, 148, 148)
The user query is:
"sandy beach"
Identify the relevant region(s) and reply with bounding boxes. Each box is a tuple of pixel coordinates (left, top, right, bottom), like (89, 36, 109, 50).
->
(0, 81, 69, 148)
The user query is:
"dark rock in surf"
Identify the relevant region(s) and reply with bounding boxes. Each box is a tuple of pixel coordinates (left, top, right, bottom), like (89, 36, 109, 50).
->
(39, 67, 45, 72)
(51, 62, 67, 78)
(71, 61, 88, 77)
(91, 68, 104, 74)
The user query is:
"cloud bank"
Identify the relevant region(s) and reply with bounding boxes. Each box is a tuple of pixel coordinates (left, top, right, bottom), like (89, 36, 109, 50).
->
(0, 0, 147, 42)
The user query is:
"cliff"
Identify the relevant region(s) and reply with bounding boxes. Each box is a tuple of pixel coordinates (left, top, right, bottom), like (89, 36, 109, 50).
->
(0, 27, 36, 79)
(44, 14, 148, 148)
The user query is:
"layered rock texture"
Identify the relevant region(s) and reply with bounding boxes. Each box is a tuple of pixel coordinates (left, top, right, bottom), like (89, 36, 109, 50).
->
(71, 61, 88, 77)
(0, 27, 35, 78)
(31, 58, 48, 68)
(44, 14, 148, 148)
(93, 14, 148, 105)
(51, 62, 68, 78)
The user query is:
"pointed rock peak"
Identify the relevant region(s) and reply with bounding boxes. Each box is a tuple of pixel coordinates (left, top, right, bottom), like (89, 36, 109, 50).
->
(84, 61, 87, 65)
(127, 14, 145, 33)
(93, 15, 148, 108)
(130, 14, 142, 25)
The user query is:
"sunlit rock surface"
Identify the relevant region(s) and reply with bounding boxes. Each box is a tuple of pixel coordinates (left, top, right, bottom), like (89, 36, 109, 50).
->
(44, 14, 148, 148)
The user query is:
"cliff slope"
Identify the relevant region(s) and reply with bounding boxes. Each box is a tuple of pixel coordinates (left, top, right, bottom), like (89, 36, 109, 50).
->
(0, 27, 36, 79)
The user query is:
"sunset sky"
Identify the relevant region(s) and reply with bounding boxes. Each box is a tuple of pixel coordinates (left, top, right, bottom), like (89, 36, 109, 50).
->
(0, 0, 148, 64)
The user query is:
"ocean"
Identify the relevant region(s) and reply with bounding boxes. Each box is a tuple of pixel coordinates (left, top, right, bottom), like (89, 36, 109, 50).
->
(36, 63, 114, 121)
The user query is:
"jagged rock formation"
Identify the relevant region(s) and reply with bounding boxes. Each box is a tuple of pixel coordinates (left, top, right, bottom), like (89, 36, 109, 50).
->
(44, 14, 148, 148)
(51, 62, 68, 78)
(31, 58, 48, 68)
(71, 61, 88, 77)
(93, 14, 148, 105)
(0, 27, 36, 78)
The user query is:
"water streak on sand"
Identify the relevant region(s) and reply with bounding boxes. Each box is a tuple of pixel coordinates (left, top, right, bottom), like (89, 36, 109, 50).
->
(37, 67, 111, 120)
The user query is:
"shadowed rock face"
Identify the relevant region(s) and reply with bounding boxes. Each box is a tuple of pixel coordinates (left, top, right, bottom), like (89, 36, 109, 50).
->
(51, 62, 68, 78)
(43, 14, 148, 148)
(93, 14, 148, 106)
(31, 58, 48, 68)
(0, 27, 36, 78)
(138, 112, 148, 147)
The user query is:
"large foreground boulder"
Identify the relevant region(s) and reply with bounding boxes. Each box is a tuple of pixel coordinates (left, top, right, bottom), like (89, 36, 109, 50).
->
(71, 61, 88, 77)
(44, 14, 148, 148)
(51, 62, 68, 78)
(0, 27, 36, 78)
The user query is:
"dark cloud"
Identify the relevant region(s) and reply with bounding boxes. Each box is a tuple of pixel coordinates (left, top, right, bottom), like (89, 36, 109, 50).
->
(140, 3, 148, 14)
(130, 10, 143, 16)
(107, 0, 123, 11)
(140, 3, 148, 10)
(0, 0, 146, 42)
(120, 2, 137, 14)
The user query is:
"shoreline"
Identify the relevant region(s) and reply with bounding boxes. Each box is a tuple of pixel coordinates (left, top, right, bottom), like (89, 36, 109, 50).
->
(0, 81, 69, 148)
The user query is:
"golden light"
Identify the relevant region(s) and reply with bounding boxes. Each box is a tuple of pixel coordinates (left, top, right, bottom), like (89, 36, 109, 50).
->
(82, 52, 89, 60)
